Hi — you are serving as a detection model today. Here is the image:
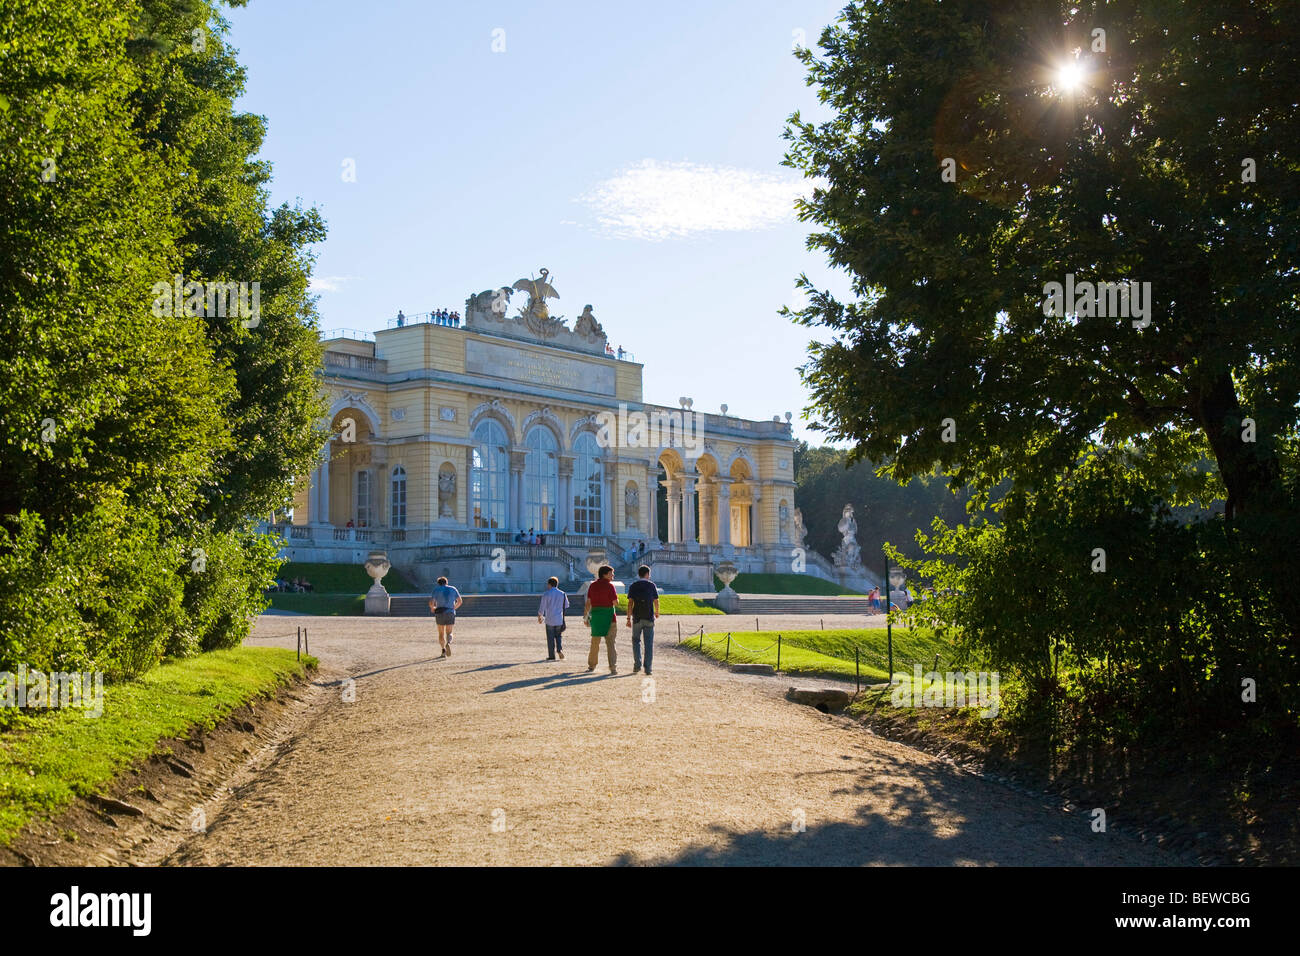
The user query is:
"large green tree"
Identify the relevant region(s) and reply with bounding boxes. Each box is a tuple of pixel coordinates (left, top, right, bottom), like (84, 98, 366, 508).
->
(784, 0, 1299, 522)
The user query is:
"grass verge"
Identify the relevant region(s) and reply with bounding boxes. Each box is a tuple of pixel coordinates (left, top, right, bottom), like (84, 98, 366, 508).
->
(276, 561, 419, 594)
(678, 626, 966, 681)
(0, 646, 315, 846)
(617, 595, 724, 616)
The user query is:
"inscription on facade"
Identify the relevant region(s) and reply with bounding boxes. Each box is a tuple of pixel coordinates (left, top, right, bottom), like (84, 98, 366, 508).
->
(466, 339, 615, 396)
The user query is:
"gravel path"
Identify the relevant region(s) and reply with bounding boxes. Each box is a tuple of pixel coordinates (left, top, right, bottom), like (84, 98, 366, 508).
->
(165, 614, 1175, 866)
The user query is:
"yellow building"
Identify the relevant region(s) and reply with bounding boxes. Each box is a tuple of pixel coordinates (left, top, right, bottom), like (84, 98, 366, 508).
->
(283, 273, 806, 592)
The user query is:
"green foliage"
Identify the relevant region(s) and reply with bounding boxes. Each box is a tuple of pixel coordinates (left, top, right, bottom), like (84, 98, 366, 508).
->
(0, 0, 326, 681)
(793, 441, 976, 574)
(900, 451, 1300, 733)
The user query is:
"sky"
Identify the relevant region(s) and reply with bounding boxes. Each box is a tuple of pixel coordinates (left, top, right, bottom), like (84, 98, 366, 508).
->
(224, 0, 856, 443)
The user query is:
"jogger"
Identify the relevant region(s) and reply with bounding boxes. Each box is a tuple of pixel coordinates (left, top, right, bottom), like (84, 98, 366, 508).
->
(428, 576, 463, 657)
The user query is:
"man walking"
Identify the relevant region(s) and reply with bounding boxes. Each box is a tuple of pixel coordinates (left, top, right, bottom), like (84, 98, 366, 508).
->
(583, 564, 619, 674)
(537, 576, 569, 661)
(428, 575, 463, 657)
(626, 564, 659, 676)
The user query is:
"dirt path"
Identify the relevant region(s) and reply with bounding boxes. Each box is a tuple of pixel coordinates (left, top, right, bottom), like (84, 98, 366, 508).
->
(164, 614, 1175, 866)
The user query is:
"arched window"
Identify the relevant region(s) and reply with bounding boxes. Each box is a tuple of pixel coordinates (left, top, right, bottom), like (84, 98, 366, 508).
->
(524, 426, 558, 533)
(356, 470, 372, 527)
(471, 419, 509, 528)
(572, 432, 603, 535)
(390, 466, 407, 529)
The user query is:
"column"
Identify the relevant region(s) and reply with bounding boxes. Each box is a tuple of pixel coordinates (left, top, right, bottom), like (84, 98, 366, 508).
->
(319, 444, 332, 527)
(715, 479, 732, 549)
(698, 483, 713, 546)
(557, 456, 574, 534)
(308, 459, 321, 524)
(664, 478, 680, 543)
(648, 471, 659, 543)
(681, 474, 697, 549)
(465, 446, 475, 527)
(605, 466, 616, 537)
(510, 450, 528, 532)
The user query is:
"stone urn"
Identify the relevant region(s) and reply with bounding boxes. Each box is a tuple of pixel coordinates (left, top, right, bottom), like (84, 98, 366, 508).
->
(579, 548, 607, 596)
(887, 567, 908, 612)
(714, 559, 740, 613)
(363, 550, 391, 615)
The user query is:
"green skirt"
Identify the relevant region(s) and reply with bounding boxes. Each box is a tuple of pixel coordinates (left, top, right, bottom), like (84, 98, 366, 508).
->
(589, 606, 615, 638)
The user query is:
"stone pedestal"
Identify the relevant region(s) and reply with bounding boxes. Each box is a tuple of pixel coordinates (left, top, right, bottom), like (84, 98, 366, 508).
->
(714, 586, 741, 613)
(363, 550, 392, 616)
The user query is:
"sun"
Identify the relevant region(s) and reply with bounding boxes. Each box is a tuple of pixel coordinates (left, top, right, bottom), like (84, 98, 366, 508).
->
(1054, 58, 1087, 94)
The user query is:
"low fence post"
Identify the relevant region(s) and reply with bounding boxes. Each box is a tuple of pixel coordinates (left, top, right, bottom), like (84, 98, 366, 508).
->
(296, 626, 301, 661)
(700, 627, 704, 651)
(677, 620, 681, 642)
(856, 647, 860, 693)
(755, 616, 760, 632)
(304, 628, 309, 656)
(725, 633, 731, 662)
(776, 634, 782, 674)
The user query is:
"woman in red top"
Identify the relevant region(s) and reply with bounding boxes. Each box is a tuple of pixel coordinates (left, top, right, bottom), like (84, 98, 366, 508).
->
(584, 565, 619, 674)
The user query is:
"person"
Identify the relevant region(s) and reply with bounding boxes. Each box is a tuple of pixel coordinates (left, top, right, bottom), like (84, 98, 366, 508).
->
(515, 529, 525, 543)
(528, 527, 536, 545)
(396, 310, 405, 328)
(537, 576, 569, 661)
(584, 565, 619, 674)
(346, 518, 355, 529)
(617, 346, 625, 359)
(537, 532, 546, 545)
(868, 586, 879, 612)
(626, 565, 659, 676)
(428, 575, 463, 657)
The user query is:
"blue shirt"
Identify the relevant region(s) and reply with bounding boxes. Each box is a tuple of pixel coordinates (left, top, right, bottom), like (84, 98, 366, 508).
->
(538, 587, 570, 626)
(431, 584, 460, 610)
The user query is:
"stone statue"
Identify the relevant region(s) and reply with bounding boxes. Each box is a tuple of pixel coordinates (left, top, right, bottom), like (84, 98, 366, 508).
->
(438, 470, 456, 518)
(832, 503, 862, 569)
(466, 287, 511, 322)
(512, 267, 564, 338)
(792, 507, 808, 549)
(574, 304, 604, 340)
(625, 485, 639, 529)
(779, 502, 790, 544)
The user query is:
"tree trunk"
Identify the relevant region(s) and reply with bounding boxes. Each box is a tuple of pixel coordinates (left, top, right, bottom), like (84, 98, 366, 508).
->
(1194, 371, 1281, 520)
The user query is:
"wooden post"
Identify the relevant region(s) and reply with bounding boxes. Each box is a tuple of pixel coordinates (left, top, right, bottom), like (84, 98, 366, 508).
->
(296, 626, 301, 661)
(776, 634, 782, 674)
(725, 633, 731, 662)
(856, 646, 860, 693)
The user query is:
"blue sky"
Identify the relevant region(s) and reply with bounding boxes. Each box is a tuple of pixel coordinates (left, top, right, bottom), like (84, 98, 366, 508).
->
(225, 0, 854, 442)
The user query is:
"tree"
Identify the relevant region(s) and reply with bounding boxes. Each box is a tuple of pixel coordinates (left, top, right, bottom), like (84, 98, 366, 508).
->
(784, 0, 1299, 524)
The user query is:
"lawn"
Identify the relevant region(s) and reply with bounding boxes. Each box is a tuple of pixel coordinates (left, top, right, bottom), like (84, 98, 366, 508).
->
(712, 572, 864, 595)
(679, 626, 967, 681)
(266, 593, 365, 615)
(0, 647, 314, 846)
(615, 594, 723, 615)
(276, 561, 419, 593)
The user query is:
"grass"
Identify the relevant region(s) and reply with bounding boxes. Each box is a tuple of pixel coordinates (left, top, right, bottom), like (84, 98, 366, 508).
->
(712, 572, 863, 596)
(276, 561, 419, 593)
(0, 646, 314, 846)
(267, 593, 365, 615)
(614, 594, 724, 615)
(679, 626, 967, 682)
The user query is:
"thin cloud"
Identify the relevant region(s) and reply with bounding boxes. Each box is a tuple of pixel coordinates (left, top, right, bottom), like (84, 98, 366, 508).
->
(578, 160, 814, 241)
(309, 274, 359, 294)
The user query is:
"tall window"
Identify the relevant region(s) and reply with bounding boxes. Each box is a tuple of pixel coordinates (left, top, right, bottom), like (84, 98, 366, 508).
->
(471, 419, 509, 528)
(572, 432, 603, 534)
(356, 470, 372, 527)
(390, 466, 407, 528)
(524, 426, 558, 533)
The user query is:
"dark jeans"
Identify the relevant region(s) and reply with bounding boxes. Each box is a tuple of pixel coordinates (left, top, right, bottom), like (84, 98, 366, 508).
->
(631, 619, 655, 672)
(545, 624, 564, 658)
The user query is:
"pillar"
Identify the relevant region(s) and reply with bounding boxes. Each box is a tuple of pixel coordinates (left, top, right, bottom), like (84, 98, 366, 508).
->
(510, 449, 528, 531)
(715, 479, 732, 548)
(664, 479, 680, 543)
(681, 474, 697, 548)
(558, 456, 574, 534)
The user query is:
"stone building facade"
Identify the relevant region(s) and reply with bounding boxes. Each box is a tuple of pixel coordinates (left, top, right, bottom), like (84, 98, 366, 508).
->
(282, 274, 820, 592)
